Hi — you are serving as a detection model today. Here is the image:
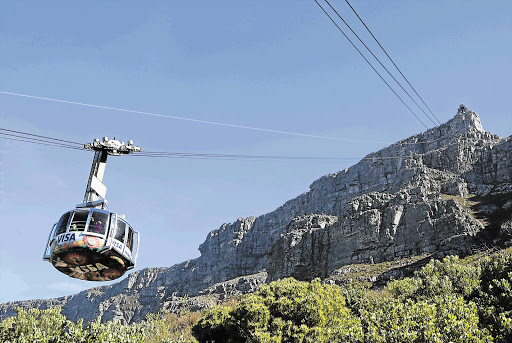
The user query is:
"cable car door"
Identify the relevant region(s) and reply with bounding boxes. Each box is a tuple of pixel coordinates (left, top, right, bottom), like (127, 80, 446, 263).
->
(123, 226, 134, 261)
(111, 215, 127, 256)
(43, 224, 57, 260)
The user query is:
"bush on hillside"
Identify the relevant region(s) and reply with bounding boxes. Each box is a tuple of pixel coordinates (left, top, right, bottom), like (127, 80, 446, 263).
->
(472, 251, 512, 342)
(387, 255, 480, 300)
(0, 307, 84, 343)
(359, 295, 491, 342)
(192, 278, 363, 343)
(5, 250, 512, 342)
(0, 306, 148, 343)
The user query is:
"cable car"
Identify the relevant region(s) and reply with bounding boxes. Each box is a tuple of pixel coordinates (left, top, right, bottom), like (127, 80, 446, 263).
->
(42, 137, 141, 281)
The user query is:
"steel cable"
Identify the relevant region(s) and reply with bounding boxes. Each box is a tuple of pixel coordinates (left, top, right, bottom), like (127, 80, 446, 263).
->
(323, 0, 438, 126)
(313, 0, 429, 130)
(344, 0, 441, 125)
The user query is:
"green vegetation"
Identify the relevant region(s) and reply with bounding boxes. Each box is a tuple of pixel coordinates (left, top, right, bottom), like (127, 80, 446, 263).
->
(440, 193, 478, 211)
(441, 193, 489, 226)
(0, 307, 145, 343)
(328, 254, 430, 287)
(0, 307, 200, 343)
(193, 251, 512, 342)
(192, 278, 363, 343)
(4, 249, 512, 342)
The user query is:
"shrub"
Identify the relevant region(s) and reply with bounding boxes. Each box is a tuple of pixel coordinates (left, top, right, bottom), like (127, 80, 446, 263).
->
(142, 310, 200, 342)
(0, 307, 72, 343)
(360, 295, 491, 342)
(8, 251, 512, 342)
(0, 307, 146, 343)
(472, 252, 512, 342)
(387, 255, 480, 300)
(192, 278, 363, 343)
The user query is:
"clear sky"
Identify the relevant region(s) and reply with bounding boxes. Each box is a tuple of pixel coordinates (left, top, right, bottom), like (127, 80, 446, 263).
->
(1, 0, 511, 303)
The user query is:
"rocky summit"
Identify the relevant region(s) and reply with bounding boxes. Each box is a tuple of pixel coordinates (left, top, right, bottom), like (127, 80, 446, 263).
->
(2, 105, 512, 324)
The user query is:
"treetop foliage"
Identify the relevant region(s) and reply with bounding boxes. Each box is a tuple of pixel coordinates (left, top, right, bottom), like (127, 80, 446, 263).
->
(193, 251, 512, 342)
(4, 249, 512, 342)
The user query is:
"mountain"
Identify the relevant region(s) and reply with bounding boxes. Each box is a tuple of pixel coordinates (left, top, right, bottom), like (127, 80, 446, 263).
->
(2, 105, 512, 324)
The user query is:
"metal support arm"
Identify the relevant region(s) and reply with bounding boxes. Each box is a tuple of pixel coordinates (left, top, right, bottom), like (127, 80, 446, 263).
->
(77, 137, 141, 209)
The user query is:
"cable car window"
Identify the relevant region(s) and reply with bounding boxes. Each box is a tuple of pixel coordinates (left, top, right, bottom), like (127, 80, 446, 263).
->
(126, 227, 134, 251)
(44, 224, 57, 258)
(69, 211, 89, 231)
(115, 219, 126, 242)
(55, 212, 71, 236)
(89, 211, 109, 234)
(131, 232, 139, 261)
(109, 214, 116, 235)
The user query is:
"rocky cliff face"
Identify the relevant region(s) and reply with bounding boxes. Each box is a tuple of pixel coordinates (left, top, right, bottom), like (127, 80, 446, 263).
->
(2, 105, 512, 324)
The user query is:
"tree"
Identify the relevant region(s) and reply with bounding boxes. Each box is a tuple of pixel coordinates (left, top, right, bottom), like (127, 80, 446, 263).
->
(192, 278, 363, 343)
(0, 307, 76, 343)
(359, 295, 490, 342)
(472, 251, 512, 342)
(387, 255, 480, 301)
(0, 307, 146, 343)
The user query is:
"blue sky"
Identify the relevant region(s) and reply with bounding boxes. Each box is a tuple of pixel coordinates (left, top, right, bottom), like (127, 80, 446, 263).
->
(1, 0, 511, 303)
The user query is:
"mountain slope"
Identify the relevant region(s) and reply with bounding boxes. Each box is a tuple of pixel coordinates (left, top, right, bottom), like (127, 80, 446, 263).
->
(2, 105, 512, 324)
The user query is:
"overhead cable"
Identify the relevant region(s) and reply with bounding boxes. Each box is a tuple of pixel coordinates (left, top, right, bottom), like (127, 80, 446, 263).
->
(130, 146, 457, 162)
(313, 0, 429, 130)
(344, 0, 441, 125)
(0, 134, 87, 151)
(323, 0, 438, 126)
(0, 133, 357, 162)
(0, 127, 83, 145)
(132, 150, 359, 161)
(1, 128, 457, 163)
(0, 91, 386, 144)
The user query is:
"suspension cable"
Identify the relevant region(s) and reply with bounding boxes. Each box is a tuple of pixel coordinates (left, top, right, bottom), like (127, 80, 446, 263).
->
(344, 0, 441, 125)
(323, 0, 438, 126)
(313, 0, 429, 130)
(0, 128, 460, 163)
(0, 91, 387, 144)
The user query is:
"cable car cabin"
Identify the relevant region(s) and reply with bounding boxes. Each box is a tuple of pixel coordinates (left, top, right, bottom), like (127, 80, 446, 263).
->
(42, 208, 140, 281)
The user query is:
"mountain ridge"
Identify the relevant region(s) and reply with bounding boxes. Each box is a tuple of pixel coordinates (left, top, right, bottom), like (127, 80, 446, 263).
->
(2, 105, 512, 324)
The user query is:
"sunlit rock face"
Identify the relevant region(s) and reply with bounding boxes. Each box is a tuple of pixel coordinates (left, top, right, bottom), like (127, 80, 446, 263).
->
(3, 105, 512, 324)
